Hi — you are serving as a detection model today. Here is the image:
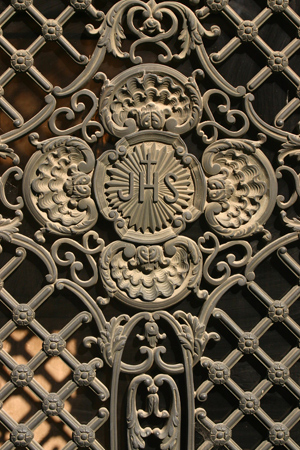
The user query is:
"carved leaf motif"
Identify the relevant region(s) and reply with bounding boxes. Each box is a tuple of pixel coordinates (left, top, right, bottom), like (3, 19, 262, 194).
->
(0, 2, 295, 447)
(281, 213, 300, 230)
(0, 143, 20, 165)
(178, 24, 190, 53)
(176, 312, 205, 361)
(96, 0, 207, 63)
(127, 374, 180, 450)
(113, 22, 126, 56)
(280, 134, 300, 152)
(97, 3, 128, 58)
(0, 211, 23, 242)
(98, 315, 129, 366)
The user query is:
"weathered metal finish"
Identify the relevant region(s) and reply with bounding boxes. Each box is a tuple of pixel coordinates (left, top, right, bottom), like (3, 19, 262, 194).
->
(0, 0, 300, 449)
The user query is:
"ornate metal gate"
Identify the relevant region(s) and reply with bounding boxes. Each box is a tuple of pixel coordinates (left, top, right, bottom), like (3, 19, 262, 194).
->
(1, 0, 300, 448)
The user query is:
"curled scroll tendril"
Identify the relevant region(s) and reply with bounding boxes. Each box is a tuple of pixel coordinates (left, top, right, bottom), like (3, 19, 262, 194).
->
(197, 89, 249, 144)
(276, 142, 300, 231)
(95, 0, 217, 64)
(49, 89, 103, 143)
(0, 167, 24, 211)
(51, 231, 104, 288)
(198, 231, 252, 286)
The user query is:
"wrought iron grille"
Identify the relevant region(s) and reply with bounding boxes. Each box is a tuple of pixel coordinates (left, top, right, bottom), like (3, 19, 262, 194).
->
(0, 0, 300, 449)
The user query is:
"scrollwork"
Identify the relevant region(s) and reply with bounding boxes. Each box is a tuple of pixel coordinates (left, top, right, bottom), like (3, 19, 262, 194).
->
(276, 136, 300, 231)
(92, 0, 218, 64)
(127, 374, 180, 450)
(197, 89, 250, 144)
(0, 143, 23, 211)
(3, 232, 58, 283)
(199, 231, 252, 285)
(1, 2, 300, 449)
(244, 93, 292, 143)
(51, 231, 104, 288)
(85, 310, 215, 373)
(0, 94, 56, 145)
(245, 232, 299, 282)
(0, 167, 24, 211)
(49, 89, 104, 144)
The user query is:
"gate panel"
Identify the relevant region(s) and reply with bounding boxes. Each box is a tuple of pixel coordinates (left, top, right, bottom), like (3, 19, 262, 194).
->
(0, 0, 300, 448)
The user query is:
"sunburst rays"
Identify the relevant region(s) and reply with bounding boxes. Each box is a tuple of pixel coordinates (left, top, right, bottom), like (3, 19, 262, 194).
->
(105, 142, 193, 233)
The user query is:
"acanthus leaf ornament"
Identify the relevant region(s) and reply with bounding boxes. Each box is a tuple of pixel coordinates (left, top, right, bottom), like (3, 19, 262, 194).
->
(127, 374, 180, 450)
(0, 210, 24, 243)
(92, 0, 219, 64)
(0, 144, 24, 241)
(86, 0, 246, 97)
(2, 1, 300, 449)
(22, 136, 98, 239)
(174, 311, 219, 365)
(94, 131, 206, 243)
(92, 315, 130, 367)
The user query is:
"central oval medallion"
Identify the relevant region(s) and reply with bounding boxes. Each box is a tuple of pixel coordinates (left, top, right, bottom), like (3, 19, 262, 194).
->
(94, 131, 206, 243)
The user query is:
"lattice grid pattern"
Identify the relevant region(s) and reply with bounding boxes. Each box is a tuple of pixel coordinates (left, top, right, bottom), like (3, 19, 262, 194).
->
(0, 0, 300, 449)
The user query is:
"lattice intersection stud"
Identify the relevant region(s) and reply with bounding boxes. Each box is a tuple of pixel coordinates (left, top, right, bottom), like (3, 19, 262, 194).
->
(0, 1, 300, 449)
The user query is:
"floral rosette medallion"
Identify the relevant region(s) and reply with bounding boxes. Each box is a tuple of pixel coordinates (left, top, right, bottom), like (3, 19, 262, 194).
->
(93, 131, 206, 243)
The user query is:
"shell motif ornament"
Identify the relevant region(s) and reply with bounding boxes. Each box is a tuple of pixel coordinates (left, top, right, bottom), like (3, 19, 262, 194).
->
(23, 136, 98, 238)
(99, 237, 202, 309)
(202, 139, 277, 239)
(99, 64, 203, 137)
